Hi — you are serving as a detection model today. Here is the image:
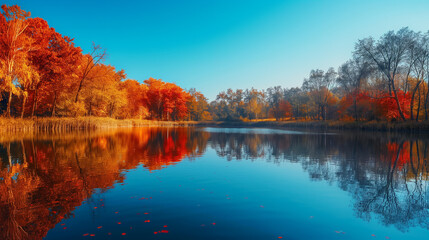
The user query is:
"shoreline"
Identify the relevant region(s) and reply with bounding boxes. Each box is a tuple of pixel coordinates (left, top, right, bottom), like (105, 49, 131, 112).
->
(2, 117, 429, 133)
(196, 120, 429, 134)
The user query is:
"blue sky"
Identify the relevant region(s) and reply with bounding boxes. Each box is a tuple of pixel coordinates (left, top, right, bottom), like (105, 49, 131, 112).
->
(4, 0, 429, 100)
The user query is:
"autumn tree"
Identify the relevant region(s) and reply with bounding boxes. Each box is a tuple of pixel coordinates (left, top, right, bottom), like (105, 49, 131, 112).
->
(187, 88, 211, 121)
(74, 44, 106, 104)
(302, 68, 337, 120)
(24, 18, 81, 117)
(144, 78, 190, 120)
(0, 4, 31, 117)
(119, 79, 149, 119)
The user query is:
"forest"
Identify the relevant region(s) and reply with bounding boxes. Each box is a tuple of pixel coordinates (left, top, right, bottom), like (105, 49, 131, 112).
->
(1, 4, 429, 123)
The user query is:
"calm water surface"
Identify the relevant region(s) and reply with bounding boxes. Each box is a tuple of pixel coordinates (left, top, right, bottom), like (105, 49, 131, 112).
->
(0, 127, 428, 239)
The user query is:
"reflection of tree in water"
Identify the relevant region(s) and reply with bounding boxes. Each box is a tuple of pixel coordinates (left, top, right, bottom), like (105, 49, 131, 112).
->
(208, 132, 429, 231)
(1, 128, 428, 238)
(0, 128, 209, 240)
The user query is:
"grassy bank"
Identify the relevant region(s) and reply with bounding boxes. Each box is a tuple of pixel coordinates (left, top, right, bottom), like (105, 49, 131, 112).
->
(0, 117, 197, 133)
(196, 120, 429, 133)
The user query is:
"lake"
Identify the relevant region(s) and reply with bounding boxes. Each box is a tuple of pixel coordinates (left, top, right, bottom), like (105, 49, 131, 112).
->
(0, 127, 428, 239)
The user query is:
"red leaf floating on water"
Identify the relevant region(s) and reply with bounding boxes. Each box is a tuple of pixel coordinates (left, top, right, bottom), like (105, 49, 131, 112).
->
(212, 223, 216, 225)
(83, 233, 89, 236)
(163, 225, 167, 228)
(117, 222, 122, 224)
(93, 207, 97, 209)
(372, 234, 376, 237)
(115, 212, 119, 214)
(154, 232, 158, 234)
(161, 230, 169, 233)
(144, 212, 149, 215)
(108, 233, 112, 235)
(278, 237, 283, 239)
(144, 220, 150, 222)
(90, 234, 95, 237)
(97, 226, 102, 229)
(61, 223, 65, 226)
(63, 227, 67, 230)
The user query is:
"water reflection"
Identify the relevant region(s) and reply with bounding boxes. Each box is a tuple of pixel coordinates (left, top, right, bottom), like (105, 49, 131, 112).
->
(0, 128, 209, 240)
(0, 128, 428, 239)
(208, 131, 429, 231)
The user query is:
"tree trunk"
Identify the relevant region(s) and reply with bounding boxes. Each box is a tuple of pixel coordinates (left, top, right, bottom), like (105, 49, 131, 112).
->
(410, 80, 422, 121)
(390, 79, 406, 121)
(21, 94, 27, 118)
(6, 90, 12, 117)
(354, 95, 358, 122)
(32, 89, 38, 117)
(51, 92, 57, 117)
(425, 84, 429, 121)
(416, 86, 421, 122)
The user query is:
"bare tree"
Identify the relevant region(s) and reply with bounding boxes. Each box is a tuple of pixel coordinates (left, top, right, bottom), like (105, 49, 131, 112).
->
(337, 58, 372, 121)
(355, 27, 415, 121)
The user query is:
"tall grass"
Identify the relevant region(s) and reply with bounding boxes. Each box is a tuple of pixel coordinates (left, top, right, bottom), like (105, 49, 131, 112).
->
(0, 117, 198, 133)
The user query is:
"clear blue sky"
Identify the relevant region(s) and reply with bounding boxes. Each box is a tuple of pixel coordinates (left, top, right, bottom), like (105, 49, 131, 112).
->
(4, 0, 429, 100)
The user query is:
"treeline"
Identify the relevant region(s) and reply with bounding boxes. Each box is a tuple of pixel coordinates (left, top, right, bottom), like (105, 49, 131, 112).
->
(210, 28, 429, 122)
(0, 5, 212, 121)
(3, 4, 429, 123)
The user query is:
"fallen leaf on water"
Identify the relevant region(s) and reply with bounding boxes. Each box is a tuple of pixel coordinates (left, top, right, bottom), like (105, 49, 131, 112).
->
(115, 211, 119, 214)
(161, 230, 169, 233)
(63, 227, 67, 230)
(154, 232, 158, 234)
(372, 234, 376, 237)
(278, 237, 283, 239)
(90, 234, 95, 237)
(212, 223, 216, 225)
(83, 233, 89, 236)
(93, 207, 97, 209)
(97, 226, 102, 229)
(144, 212, 149, 215)
(61, 223, 65, 226)
(145, 220, 150, 223)
(163, 225, 167, 228)
(122, 233, 126, 236)
(117, 222, 122, 224)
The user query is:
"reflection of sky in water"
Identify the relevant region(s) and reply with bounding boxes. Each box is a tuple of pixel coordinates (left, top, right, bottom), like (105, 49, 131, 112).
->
(0, 128, 428, 240)
(199, 127, 336, 135)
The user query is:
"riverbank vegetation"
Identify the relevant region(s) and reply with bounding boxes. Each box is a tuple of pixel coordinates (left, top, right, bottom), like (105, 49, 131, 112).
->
(1, 4, 429, 129)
